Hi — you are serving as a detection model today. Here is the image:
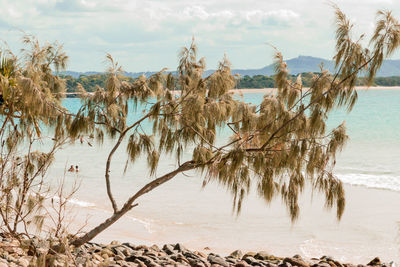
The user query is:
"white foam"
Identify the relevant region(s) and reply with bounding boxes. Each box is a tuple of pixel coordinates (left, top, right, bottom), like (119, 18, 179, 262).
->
(299, 239, 325, 259)
(51, 196, 96, 207)
(128, 215, 155, 234)
(338, 173, 400, 192)
(67, 198, 96, 207)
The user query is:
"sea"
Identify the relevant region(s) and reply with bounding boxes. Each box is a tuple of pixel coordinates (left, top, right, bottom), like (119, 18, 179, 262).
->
(43, 89, 400, 263)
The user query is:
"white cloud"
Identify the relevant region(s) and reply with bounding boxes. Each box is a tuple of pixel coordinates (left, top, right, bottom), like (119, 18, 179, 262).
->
(0, 0, 399, 71)
(183, 6, 210, 20)
(245, 9, 299, 24)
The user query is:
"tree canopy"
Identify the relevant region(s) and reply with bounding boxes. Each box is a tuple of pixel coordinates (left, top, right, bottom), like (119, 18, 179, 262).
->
(0, 35, 71, 237)
(69, 7, 400, 246)
(62, 71, 400, 93)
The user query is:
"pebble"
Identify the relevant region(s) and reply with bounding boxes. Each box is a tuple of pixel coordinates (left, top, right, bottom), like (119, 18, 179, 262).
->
(367, 258, 381, 266)
(0, 237, 391, 267)
(231, 250, 244, 259)
(255, 251, 272, 260)
(208, 254, 229, 267)
(284, 256, 310, 267)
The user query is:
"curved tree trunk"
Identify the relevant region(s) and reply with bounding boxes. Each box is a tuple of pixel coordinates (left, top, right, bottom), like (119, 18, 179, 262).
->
(72, 160, 195, 247)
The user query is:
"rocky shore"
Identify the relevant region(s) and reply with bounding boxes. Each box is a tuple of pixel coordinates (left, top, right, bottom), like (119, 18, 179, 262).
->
(0, 236, 394, 267)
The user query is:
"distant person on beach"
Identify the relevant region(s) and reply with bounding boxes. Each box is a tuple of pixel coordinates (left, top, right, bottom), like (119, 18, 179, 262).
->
(75, 165, 79, 172)
(68, 165, 74, 172)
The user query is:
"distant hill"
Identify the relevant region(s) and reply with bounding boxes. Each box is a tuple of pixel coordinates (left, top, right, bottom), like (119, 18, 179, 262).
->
(61, 70, 164, 79)
(230, 56, 400, 77)
(62, 55, 400, 78)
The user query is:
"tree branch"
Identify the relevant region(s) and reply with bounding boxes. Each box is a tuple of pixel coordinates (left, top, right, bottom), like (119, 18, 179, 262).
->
(72, 160, 196, 246)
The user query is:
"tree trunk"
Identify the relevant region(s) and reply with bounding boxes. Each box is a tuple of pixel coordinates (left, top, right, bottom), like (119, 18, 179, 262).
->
(72, 160, 196, 247)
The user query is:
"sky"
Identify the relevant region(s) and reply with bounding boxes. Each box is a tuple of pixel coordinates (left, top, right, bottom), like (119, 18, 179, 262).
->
(0, 0, 399, 72)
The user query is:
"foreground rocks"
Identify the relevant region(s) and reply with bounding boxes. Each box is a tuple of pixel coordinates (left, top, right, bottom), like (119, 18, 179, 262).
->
(0, 236, 394, 267)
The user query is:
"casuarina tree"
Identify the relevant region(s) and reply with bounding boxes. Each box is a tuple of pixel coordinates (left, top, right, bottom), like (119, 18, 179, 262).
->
(69, 6, 400, 246)
(0, 35, 71, 237)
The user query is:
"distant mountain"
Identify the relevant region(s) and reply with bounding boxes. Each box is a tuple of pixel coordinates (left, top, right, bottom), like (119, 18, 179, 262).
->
(62, 56, 400, 78)
(374, 59, 400, 76)
(230, 56, 400, 77)
(61, 70, 160, 79)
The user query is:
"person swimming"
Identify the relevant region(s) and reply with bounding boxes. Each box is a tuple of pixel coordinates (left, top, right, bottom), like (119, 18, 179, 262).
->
(68, 165, 74, 172)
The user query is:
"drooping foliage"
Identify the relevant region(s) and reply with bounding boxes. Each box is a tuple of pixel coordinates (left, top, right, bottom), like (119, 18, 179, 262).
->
(0, 36, 70, 237)
(70, 7, 400, 246)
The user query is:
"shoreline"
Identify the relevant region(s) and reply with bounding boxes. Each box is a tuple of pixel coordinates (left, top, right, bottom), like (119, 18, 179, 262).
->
(50, 138, 400, 264)
(62, 182, 400, 264)
(64, 86, 400, 97)
(229, 86, 400, 94)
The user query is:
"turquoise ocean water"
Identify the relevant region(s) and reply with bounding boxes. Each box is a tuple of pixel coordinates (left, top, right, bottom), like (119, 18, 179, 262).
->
(243, 90, 400, 192)
(62, 89, 400, 193)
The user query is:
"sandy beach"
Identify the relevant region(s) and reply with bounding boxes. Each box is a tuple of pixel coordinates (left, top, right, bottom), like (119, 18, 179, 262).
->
(58, 167, 400, 264)
(229, 86, 400, 94)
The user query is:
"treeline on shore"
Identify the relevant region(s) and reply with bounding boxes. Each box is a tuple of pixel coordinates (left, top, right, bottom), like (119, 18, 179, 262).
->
(63, 74, 136, 92)
(62, 72, 400, 92)
(237, 73, 400, 88)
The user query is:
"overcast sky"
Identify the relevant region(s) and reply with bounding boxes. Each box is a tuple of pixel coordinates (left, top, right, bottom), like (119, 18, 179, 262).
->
(0, 0, 399, 72)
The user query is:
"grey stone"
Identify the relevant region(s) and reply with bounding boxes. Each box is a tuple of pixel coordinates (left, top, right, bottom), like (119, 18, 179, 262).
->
(279, 262, 292, 267)
(113, 247, 127, 258)
(163, 244, 175, 255)
(243, 252, 257, 259)
(243, 256, 261, 266)
(283, 257, 309, 267)
(137, 255, 156, 265)
(174, 243, 188, 252)
(367, 258, 381, 266)
(188, 258, 207, 267)
(117, 260, 129, 266)
(150, 244, 161, 252)
(207, 255, 229, 267)
(236, 261, 249, 267)
(314, 262, 331, 267)
(123, 243, 137, 250)
(134, 259, 147, 267)
(231, 250, 244, 259)
(255, 251, 272, 260)
(126, 255, 139, 262)
(226, 257, 239, 264)
(115, 254, 125, 261)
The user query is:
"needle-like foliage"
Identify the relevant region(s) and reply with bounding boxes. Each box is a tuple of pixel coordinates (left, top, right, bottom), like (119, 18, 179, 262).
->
(70, 7, 400, 246)
(0, 36, 71, 238)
